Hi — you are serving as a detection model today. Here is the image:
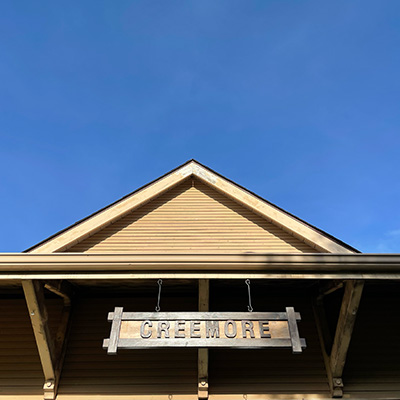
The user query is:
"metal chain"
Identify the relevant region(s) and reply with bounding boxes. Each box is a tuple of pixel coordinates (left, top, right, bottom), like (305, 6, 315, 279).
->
(245, 279, 253, 312)
(155, 279, 162, 312)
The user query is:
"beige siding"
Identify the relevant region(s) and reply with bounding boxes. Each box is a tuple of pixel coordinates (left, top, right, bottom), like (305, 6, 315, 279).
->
(57, 295, 198, 397)
(56, 285, 330, 399)
(209, 284, 330, 397)
(342, 284, 400, 397)
(67, 179, 317, 253)
(0, 298, 62, 399)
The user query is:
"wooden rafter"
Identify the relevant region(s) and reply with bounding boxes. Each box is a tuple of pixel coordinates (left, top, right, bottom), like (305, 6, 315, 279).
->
(198, 279, 209, 399)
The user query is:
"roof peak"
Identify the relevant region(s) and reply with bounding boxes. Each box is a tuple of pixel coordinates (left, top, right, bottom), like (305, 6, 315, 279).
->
(26, 160, 358, 254)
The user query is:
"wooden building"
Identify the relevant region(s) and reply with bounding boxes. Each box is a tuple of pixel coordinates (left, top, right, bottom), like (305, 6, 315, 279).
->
(0, 160, 399, 400)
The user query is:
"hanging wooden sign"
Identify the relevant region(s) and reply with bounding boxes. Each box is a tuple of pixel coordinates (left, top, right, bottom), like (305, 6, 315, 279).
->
(103, 307, 306, 354)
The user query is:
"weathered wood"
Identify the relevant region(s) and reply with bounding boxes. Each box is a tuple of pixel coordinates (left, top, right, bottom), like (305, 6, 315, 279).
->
(286, 307, 302, 353)
(313, 298, 335, 396)
(198, 279, 209, 399)
(104, 309, 306, 353)
(330, 280, 364, 397)
(108, 311, 301, 321)
(107, 307, 123, 355)
(22, 280, 55, 379)
(53, 303, 73, 399)
(22, 280, 74, 400)
(22, 280, 57, 399)
(103, 337, 307, 349)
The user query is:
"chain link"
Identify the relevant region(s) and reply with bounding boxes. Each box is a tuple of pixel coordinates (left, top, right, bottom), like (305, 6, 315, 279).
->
(155, 279, 162, 312)
(245, 279, 253, 312)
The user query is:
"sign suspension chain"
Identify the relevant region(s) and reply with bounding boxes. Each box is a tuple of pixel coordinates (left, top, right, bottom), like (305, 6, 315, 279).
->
(104, 277, 306, 354)
(155, 279, 162, 312)
(245, 279, 253, 312)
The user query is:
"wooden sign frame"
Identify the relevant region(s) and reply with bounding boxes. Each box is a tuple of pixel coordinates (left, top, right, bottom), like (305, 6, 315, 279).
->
(103, 307, 306, 355)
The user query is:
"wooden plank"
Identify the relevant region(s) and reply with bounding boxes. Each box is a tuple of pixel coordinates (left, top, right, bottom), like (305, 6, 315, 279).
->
(329, 280, 364, 397)
(107, 307, 123, 355)
(109, 311, 301, 321)
(286, 307, 302, 354)
(104, 337, 307, 349)
(22, 280, 55, 381)
(22, 280, 58, 399)
(21, 282, 74, 400)
(313, 298, 335, 396)
(53, 303, 73, 399)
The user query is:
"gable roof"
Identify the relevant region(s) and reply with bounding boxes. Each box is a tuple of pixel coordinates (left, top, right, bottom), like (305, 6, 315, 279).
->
(26, 160, 358, 254)
(65, 178, 319, 254)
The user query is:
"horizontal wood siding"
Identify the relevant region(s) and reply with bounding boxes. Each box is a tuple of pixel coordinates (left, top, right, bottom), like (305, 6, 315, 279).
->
(342, 284, 400, 397)
(57, 295, 198, 397)
(209, 283, 330, 396)
(0, 297, 63, 398)
(55, 284, 330, 398)
(67, 179, 317, 253)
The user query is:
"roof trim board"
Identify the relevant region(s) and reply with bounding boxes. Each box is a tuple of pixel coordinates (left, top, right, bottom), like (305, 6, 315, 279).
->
(0, 253, 399, 280)
(27, 160, 357, 254)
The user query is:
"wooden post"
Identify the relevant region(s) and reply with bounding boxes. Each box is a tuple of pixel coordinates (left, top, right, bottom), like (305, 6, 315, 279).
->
(330, 280, 364, 397)
(198, 279, 209, 399)
(23, 279, 74, 400)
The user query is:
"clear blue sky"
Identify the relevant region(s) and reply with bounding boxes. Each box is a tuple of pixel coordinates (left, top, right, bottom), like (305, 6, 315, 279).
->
(1, 1, 399, 253)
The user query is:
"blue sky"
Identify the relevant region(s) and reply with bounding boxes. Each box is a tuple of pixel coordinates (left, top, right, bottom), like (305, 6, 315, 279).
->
(1, 1, 399, 252)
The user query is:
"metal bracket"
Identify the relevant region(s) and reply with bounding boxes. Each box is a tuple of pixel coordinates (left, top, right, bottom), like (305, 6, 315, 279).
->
(332, 377, 344, 398)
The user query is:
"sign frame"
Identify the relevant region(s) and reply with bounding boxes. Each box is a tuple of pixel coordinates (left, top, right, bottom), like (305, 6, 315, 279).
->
(103, 307, 306, 355)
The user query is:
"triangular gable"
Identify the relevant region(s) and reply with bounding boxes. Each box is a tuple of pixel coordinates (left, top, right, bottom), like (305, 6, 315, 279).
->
(27, 160, 357, 254)
(66, 178, 318, 254)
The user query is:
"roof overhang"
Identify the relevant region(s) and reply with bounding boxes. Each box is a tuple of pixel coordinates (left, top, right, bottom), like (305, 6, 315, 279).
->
(1, 253, 400, 280)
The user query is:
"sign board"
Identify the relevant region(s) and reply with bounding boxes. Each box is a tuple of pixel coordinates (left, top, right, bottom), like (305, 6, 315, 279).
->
(103, 307, 306, 354)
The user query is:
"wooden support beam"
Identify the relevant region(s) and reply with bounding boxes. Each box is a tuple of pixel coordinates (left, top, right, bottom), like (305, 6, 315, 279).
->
(23, 279, 74, 400)
(329, 280, 364, 397)
(198, 279, 209, 399)
(313, 298, 335, 396)
(22, 280, 56, 399)
(315, 280, 364, 398)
